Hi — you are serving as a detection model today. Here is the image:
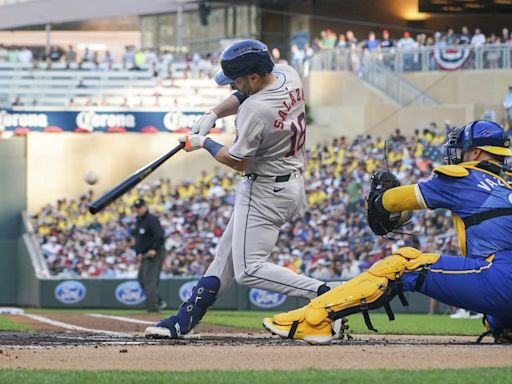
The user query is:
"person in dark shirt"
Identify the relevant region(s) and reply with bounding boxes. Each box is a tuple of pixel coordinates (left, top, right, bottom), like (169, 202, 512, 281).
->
(379, 29, 394, 49)
(133, 198, 166, 312)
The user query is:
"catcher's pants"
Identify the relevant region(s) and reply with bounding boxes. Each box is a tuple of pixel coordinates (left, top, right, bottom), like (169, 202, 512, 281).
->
(403, 250, 512, 328)
(204, 174, 324, 299)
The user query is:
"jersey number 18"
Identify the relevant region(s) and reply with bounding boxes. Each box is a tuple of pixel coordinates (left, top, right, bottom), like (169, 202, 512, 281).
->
(285, 111, 306, 157)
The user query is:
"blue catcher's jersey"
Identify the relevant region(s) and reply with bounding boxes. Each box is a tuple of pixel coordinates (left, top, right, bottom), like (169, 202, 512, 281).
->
(417, 163, 512, 258)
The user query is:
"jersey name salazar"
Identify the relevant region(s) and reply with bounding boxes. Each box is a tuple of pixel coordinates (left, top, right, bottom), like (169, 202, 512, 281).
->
(229, 64, 307, 176)
(273, 87, 305, 129)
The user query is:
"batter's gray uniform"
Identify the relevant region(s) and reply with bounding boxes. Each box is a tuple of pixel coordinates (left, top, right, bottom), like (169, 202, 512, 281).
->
(204, 64, 324, 299)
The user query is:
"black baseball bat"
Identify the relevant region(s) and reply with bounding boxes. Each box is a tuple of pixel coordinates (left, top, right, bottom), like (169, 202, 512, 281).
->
(88, 142, 185, 214)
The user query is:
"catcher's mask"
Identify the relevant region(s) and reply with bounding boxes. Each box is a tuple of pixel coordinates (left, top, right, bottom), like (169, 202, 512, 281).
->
(442, 120, 512, 165)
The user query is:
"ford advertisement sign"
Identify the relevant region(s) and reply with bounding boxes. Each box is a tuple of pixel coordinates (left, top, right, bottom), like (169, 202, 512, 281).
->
(178, 280, 198, 302)
(54, 280, 87, 304)
(115, 281, 146, 305)
(249, 288, 287, 309)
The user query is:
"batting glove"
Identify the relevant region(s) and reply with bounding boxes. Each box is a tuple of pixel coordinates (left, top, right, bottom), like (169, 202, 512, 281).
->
(191, 110, 217, 136)
(179, 134, 206, 152)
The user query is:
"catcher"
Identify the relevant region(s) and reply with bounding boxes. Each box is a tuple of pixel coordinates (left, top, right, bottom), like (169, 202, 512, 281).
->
(264, 120, 512, 344)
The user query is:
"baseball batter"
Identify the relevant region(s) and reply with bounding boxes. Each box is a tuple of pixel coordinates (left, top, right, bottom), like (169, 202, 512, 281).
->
(145, 39, 331, 339)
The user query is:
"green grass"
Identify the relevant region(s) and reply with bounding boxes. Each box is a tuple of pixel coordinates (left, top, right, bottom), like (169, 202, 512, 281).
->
(202, 311, 484, 336)
(22, 308, 485, 336)
(0, 368, 511, 384)
(0, 316, 32, 332)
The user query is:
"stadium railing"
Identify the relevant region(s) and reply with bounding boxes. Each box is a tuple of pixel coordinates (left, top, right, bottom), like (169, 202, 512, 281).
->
(21, 211, 50, 279)
(310, 43, 512, 73)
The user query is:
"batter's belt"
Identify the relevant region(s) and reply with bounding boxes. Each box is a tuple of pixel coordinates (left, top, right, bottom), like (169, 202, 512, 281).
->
(243, 169, 303, 183)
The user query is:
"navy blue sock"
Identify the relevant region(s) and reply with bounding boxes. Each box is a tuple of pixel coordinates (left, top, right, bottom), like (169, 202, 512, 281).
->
(317, 283, 330, 296)
(157, 276, 220, 336)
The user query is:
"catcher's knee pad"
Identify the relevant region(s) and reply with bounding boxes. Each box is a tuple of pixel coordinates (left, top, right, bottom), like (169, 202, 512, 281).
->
(273, 247, 440, 334)
(157, 276, 220, 337)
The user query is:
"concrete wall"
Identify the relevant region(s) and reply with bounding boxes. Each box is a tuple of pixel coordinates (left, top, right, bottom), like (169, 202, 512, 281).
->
(305, 71, 478, 139)
(0, 138, 26, 304)
(402, 70, 512, 122)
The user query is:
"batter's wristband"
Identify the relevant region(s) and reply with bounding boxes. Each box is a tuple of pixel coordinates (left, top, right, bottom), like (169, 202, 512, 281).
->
(232, 91, 248, 104)
(203, 137, 223, 158)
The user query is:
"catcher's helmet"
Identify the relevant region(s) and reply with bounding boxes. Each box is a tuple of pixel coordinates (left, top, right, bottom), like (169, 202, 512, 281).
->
(214, 39, 274, 86)
(443, 120, 512, 164)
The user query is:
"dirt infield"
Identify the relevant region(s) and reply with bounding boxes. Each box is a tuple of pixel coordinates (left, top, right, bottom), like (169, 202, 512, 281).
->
(0, 313, 511, 371)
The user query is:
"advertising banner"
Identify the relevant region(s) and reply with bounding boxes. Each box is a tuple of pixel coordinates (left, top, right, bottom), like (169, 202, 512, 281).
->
(0, 108, 226, 133)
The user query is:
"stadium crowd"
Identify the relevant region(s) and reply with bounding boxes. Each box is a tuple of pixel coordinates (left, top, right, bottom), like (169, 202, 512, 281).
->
(2, 24, 510, 76)
(32, 124, 461, 279)
(0, 43, 219, 79)
(289, 26, 512, 73)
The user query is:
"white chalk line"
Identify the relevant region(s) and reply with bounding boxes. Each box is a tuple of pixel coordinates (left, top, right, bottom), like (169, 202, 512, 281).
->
(86, 314, 203, 339)
(22, 313, 131, 337)
(86, 313, 154, 325)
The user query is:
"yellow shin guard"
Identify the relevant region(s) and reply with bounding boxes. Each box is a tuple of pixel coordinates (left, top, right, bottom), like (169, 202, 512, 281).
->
(268, 247, 440, 340)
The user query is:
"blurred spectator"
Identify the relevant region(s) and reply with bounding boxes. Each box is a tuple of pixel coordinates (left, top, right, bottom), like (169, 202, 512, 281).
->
(290, 44, 305, 73)
(362, 31, 379, 52)
(337, 33, 347, 50)
(65, 45, 77, 68)
(48, 45, 62, 62)
(346, 30, 358, 47)
(471, 28, 486, 48)
(503, 85, 512, 127)
(302, 43, 314, 76)
(486, 33, 501, 68)
(18, 47, 33, 65)
(12, 96, 23, 106)
(397, 31, 416, 50)
(380, 30, 393, 49)
(346, 30, 359, 72)
(459, 26, 471, 45)
(322, 29, 337, 49)
(122, 46, 135, 68)
(271, 47, 287, 64)
(501, 27, 510, 44)
(146, 49, 158, 66)
(446, 28, 457, 45)
(0, 44, 7, 61)
(80, 47, 93, 64)
(397, 31, 416, 71)
(133, 49, 146, 70)
(102, 50, 115, 67)
(7, 46, 18, 62)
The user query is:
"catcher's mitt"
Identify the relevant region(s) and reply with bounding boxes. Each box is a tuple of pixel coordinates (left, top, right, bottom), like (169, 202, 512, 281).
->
(365, 169, 411, 236)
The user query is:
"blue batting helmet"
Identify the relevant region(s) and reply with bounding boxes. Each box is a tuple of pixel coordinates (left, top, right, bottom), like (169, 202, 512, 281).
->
(443, 120, 512, 164)
(214, 39, 274, 86)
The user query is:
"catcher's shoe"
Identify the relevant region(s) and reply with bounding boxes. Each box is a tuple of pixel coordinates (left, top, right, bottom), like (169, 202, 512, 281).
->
(477, 316, 512, 344)
(263, 317, 334, 344)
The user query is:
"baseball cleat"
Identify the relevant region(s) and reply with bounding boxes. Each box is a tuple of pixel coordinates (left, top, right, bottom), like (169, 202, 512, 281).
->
(144, 326, 199, 340)
(263, 317, 333, 345)
(144, 326, 172, 339)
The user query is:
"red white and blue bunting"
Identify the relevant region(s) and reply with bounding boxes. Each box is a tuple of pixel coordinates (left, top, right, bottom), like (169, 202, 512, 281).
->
(433, 47, 472, 70)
